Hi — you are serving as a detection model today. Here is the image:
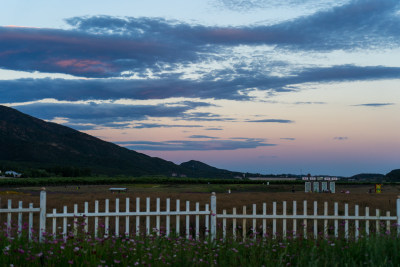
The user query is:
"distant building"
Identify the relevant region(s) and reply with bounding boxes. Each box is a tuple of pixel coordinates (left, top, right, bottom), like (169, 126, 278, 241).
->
(5, 171, 22, 178)
(180, 174, 187, 178)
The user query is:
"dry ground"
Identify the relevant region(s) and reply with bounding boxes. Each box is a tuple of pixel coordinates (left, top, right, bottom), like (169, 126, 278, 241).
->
(1, 183, 399, 215)
(1, 183, 399, 238)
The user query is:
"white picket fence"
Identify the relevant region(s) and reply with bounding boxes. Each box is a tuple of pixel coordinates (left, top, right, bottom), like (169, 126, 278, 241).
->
(1, 191, 400, 242)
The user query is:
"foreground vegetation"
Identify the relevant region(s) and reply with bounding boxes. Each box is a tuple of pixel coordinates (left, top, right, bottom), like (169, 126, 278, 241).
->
(1, 226, 399, 266)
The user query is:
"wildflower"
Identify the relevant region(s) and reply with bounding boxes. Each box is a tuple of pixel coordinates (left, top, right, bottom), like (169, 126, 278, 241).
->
(114, 260, 121, 263)
(68, 260, 74, 264)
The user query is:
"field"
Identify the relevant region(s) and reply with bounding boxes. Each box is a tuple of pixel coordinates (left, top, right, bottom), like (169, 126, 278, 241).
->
(1, 183, 400, 266)
(1, 183, 399, 214)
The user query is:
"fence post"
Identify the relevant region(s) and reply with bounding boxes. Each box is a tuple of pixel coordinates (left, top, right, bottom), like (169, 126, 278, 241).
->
(39, 191, 47, 243)
(210, 192, 217, 241)
(397, 196, 400, 236)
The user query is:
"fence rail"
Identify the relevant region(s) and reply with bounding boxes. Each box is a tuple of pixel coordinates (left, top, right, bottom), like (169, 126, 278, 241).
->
(1, 191, 400, 242)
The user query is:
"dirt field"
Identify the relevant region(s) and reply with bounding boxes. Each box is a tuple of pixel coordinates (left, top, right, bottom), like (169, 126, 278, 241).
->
(1, 183, 399, 215)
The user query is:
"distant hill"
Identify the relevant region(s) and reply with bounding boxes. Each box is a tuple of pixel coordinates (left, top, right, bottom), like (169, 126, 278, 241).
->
(386, 169, 400, 181)
(0, 105, 257, 178)
(180, 160, 243, 179)
(350, 173, 385, 180)
(0, 105, 181, 176)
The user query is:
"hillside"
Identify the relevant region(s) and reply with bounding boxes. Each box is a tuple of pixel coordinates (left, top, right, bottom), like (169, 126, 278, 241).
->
(180, 160, 243, 179)
(350, 173, 385, 181)
(0, 105, 180, 176)
(386, 169, 400, 181)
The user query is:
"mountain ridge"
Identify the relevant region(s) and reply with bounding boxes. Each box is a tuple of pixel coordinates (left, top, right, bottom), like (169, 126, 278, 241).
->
(0, 105, 245, 178)
(0, 105, 181, 176)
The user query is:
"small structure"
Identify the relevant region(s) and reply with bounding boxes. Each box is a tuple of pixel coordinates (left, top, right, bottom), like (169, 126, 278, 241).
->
(109, 188, 127, 194)
(5, 171, 22, 178)
(303, 176, 337, 193)
(375, 184, 382, 193)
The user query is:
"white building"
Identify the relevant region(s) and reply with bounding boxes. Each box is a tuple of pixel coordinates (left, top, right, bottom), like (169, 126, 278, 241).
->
(5, 171, 22, 178)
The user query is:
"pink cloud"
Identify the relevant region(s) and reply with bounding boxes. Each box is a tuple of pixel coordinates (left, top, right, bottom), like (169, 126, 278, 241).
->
(53, 59, 112, 74)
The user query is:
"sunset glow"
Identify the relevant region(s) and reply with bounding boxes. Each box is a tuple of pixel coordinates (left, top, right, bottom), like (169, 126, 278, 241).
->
(1, 0, 399, 176)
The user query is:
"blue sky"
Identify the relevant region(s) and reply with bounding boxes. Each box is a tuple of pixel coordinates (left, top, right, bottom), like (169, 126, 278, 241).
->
(1, 0, 399, 176)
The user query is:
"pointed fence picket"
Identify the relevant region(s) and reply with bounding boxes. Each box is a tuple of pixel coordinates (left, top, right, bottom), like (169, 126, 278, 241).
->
(1, 191, 400, 242)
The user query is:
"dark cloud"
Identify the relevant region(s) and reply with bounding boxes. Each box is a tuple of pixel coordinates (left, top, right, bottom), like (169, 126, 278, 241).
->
(1, 1, 399, 78)
(247, 119, 294, 123)
(116, 138, 276, 151)
(0, 21, 201, 78)
(182, 112, 236, 122)
(11, 101, 213, 126)
(280, 138, 296, 140)
(353, 103, 395, 107)
(2, 64, 399, 103)
(62, 123, 99, 131)
(132, 123, 203, 129)
(334, 136, 348, 140)
(188, 135, 220, 139)
(205, 127, 223, 131)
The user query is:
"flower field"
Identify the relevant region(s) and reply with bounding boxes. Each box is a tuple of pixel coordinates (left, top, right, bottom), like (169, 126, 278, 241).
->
(1, 183, 400, 266)
(1, 224, 400, 267)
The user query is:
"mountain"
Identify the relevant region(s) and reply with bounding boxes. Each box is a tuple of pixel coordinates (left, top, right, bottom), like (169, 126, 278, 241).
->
(350, 173, 385, 180)
(0, 105, 181, 176)
(180, 160, 243, 179)
(386, 169, 400, 181)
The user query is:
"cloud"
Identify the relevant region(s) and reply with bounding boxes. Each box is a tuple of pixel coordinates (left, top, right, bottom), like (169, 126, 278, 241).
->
(62, 123, 99, 131)
(188, 135, 220, 139)
(116, 138, 276, 151)
(0, 21, 201, 78)
(132, 123, 203, 129)
(1, 1, 399, 78)
(205, 127, 223, 131)
(280, 138, 296, 140)
(2, 64, 399, 104)
(334, 136, 348, 140)
(11, 101, 213, 126)
(247, 119, 294, 123)
(182, 112, 236, 122)
(353, 103, 395, 107)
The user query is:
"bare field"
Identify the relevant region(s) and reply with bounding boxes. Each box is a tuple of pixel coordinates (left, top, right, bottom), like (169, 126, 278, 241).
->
(1, 183, 400, 215)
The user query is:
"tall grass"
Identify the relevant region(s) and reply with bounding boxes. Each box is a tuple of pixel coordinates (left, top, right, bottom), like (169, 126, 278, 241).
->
(1, 224, 399, 266)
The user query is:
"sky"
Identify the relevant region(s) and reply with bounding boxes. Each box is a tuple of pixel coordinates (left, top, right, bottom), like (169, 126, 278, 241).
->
(1, 0, 399, 176)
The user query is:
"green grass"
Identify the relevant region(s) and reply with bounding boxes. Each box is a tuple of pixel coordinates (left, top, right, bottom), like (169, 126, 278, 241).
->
(1, 225, 400, 266)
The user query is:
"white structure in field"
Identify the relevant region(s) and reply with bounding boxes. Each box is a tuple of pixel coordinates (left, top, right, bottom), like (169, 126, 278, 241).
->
(303, 176, 337, 193)
(5, 171, 22, 178)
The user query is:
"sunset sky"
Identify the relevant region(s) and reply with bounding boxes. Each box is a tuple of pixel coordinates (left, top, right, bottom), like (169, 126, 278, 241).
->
(1, 0, 399, 176)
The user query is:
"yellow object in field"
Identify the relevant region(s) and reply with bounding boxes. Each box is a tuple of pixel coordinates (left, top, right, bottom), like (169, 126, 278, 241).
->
(375, 184, 382, 193)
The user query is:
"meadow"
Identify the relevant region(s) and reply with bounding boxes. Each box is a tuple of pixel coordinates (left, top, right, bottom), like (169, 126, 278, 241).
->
(1, 182, 399, 215)
(1, 219, 400, 266)
(1, 183, 400, 266)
